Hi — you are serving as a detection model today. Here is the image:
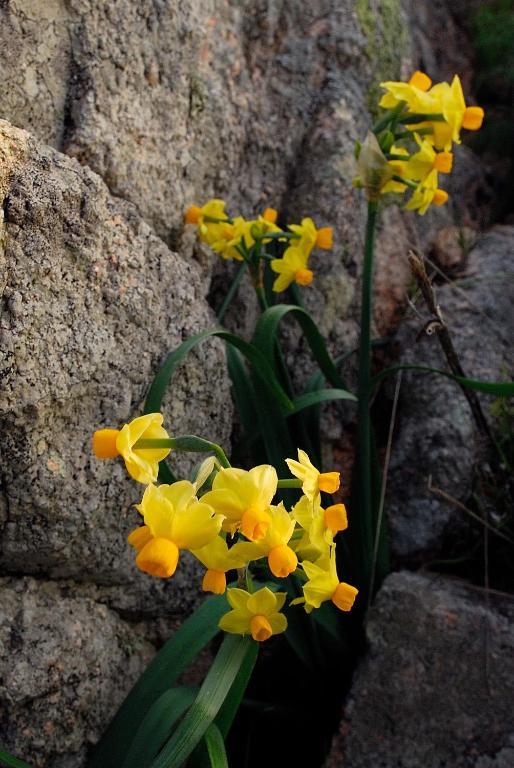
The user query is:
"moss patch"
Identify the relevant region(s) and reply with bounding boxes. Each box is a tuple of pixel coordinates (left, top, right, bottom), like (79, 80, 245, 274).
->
(356, 0, 408, 113)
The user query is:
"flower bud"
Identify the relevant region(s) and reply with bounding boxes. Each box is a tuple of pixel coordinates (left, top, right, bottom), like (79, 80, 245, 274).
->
(357, 132, 394, 202)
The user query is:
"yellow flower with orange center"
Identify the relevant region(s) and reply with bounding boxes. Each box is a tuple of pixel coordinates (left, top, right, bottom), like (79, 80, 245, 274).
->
(192, 536, 248, 595)
(230, 503, 298, 578)
(92, 413, 171, 485)
(270, 245, 314, 293)
(405, 169, 448, 215)
(128, 481, 223, 579)
(219, 587, 287, 641)
(292, 548, 358, 613)
(285, 449, 340, 501)
(201, 465, 277, 541)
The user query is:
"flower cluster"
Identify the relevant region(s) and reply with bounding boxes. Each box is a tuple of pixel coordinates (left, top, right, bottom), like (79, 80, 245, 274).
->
(185, 199, 333, 292)
(354, 71, 484, 214)
(93, 415, 357, 643)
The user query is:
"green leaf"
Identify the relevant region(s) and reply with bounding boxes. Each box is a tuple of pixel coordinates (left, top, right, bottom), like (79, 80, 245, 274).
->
(215, 639, 258, 738)
(150, 635, 254, 768)
(225, 345, 258, 441)
(122, 687, 197, 768)
(252, 305, 346, 390)
(144, 329, 293, 415)
(0, 749, 32, 768)
(87, 594, 228, 768)
(372, 364, 514, 396)
(217, 262, 247, 323)
(290, 388, 356, 414)
(203, 724, 229, 768)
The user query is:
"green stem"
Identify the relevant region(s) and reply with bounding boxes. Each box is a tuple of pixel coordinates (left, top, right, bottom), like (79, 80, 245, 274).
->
(277, 478, 303, 489)
(399, 112, 445, 124)
(254, 284, 268, 312)
(217, 262, 247, 323)
(356, 201, 378, 586)
(255, 231, 295, 242)
(392, 175, 417, 189)
(134, 437, 231, 469)
(394, 127, 433, 139)
(203, 215, 234, 224)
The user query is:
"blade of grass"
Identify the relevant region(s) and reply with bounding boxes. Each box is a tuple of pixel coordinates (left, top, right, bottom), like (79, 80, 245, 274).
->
(252, 305, 346, 389)
(149, 635, 254, 768)
(0, 749, 32, 768)
(203, 724, 229, 768)
(372, 364, 514, 396)
(215, 639, 258, 738)
(144, 329, 293, 414)
(87, 595, 228, 768)
(122, 687, 197, 768)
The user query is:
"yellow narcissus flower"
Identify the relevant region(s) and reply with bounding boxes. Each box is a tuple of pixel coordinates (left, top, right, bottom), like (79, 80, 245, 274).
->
(185, 199, 230, 248)
(270, 245, 313, 293)
(292, 495, 347, 561)
(230, 503, 298, 578)
(424, 76, 484, 150)
(92, 413, 171, 485)
(379, 71, 434, 111)
(285, 449, 340, 501)
(293, 549, 358, 614)
(405, 169, 448, 215)
(288, 217, 333, 251)
(129, 481, 223, 579)
(201, 465, 277, 541)
(192, 536, 247, 595)
(405, 134, 453, 181)
(219, 587, 287, 641)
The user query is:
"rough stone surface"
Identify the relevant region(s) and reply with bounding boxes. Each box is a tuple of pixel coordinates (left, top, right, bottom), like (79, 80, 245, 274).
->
(0, 577, 154, 768)
(432, 224, 477, 271)
(0, 119, 231, 608)
(0, 2, 498, 766)
(386, 226, 514, 561)
(327, 571, 514, 768)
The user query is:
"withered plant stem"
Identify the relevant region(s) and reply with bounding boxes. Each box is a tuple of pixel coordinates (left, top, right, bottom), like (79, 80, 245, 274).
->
(407, 250, 494, 446)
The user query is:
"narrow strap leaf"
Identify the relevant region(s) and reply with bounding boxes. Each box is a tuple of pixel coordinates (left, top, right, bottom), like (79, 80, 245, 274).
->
(203, 724, 229, 768)
(217, 262, 247, 323)
(290, 388, 357, 413)
(225, 345, 258, 439)
(122, 687, 197, 768)
(88, 595, 228, 768)
(372, 364, 514, 396)
(215, 638, 258, 738)
(150, 635, 254, 768)
(144, 329, 293, 414)
(251, 305, 346, 389)
(0, 749, 32, 768)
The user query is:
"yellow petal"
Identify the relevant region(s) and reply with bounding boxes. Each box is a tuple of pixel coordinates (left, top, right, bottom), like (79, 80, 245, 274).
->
(127, 525, 152, 552)
(171, 500, 222, 550)
(136, 538, 179, 578)
(268, 545, 298, 578)
(219, 609, 251, 635)
(92, 428, 120, 458)
(318, 471, 340, 494)
(250, 614, 273, 642)
(331, 582, 359, 612)
(324, 503, 348, 533)
(202, 569, 226, 594)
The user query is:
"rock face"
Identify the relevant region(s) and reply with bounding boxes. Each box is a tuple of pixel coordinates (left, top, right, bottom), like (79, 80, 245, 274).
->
(0, 1, 496, 766)
(0, 577, 154, 768)
(327, 571, 514, 768)
(0, 119, 231, 603)
(386, 226, 514, 561)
